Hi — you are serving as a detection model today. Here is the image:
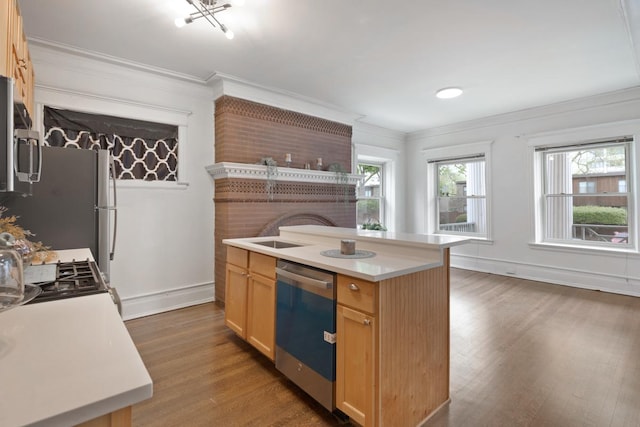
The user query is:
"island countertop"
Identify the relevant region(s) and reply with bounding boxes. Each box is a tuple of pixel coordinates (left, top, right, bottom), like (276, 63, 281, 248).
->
(224, 225, 470, 281)
(0, 251, 152, 427)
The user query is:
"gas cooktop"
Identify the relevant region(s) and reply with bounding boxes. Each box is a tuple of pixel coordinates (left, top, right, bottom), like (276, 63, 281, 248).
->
(27, 259, 109, 304)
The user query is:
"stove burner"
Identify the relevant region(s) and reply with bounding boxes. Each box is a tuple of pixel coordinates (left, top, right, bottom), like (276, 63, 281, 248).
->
(29, 259, 109, 304)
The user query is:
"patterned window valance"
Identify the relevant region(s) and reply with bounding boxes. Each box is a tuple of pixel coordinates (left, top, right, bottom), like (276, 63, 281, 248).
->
(43, 106, 179, 181)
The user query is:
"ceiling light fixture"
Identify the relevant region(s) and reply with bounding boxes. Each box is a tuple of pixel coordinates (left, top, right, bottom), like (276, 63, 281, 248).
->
(175, 0, 235, 40)
(435, 87, 463, 99)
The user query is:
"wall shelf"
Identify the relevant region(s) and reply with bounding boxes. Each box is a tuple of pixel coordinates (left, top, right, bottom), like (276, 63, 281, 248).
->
(206, 162, 363, 185)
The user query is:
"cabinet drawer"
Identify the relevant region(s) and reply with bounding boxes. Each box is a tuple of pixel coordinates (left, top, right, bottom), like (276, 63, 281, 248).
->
(250, 252, 276, 279)
(227, 246, 248, 268)
(337, 275, 377, 314)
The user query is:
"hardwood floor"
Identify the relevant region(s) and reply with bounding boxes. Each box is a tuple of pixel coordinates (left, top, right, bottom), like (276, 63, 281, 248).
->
(125, 301, 338, 427)
(125, 269, 640, 426)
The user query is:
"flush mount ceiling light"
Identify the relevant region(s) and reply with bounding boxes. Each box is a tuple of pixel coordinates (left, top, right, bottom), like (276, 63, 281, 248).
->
(435, 87, 463, 99)
(175, 0, 235, 39)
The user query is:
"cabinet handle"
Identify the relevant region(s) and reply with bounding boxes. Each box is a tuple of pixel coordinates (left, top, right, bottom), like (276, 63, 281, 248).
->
(348, 283, 359, 291)
(363, 319, 371, 326)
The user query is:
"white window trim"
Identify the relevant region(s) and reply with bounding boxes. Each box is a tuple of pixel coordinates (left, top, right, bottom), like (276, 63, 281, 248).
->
(353, 144, 398, 231)
(34, 86, 191, 189)
(356, 160, 385, 226)
(422, 140, 493, 241)
(526, 120, 640, 254)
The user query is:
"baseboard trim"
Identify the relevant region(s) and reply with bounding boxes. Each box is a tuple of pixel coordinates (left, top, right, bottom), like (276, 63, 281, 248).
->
(451, 254, 640, 298)
(120, 282, 215, 320)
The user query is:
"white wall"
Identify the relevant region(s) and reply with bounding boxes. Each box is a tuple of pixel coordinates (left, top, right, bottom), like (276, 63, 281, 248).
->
(30, 43, 216, 319)
(406, 87, 640, 297)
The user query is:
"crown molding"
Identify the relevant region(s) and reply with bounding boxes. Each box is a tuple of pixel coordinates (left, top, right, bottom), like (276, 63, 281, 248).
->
(206, 162, 363, 185)
(620, 0, 640, 78)
(407, 85, 640, 141)
(27, 37, 209, 85)
(209, 72, 364, 125)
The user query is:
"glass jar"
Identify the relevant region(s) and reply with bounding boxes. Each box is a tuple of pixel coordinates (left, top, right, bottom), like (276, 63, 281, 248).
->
(0, 248, 25, 311)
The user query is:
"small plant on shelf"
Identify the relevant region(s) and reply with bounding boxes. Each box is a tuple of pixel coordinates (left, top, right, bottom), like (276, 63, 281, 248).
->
(361, 221, 387, 231)
(258, 157, 278, 201)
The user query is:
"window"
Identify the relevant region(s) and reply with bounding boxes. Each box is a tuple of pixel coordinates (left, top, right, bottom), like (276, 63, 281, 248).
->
(619, 180, 627, 192)
(432, 156, 487, 237)
(578, 181, 596, 193)
(43, 106, 179, 182)
(537, 138, 632, 247)
(356, 162, 384, 228)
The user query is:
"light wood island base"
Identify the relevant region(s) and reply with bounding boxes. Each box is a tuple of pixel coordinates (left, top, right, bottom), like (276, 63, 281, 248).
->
(224, 226, 469, 427)
(76, 406, 132, 427)
(337, 250, 451, 426)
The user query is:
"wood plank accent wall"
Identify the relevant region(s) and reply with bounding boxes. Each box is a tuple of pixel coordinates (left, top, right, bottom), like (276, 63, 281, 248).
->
(214, 96, 355, 303)
(377, 249, 450, 426)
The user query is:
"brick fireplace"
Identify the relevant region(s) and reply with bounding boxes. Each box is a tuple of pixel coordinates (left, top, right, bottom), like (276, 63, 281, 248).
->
(211, 96, 356, 303)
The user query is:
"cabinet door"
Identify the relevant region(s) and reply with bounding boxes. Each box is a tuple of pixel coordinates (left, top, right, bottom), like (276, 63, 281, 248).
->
(224, 263, 248, 338)
(336, 304, 376, 427)
(0, 1, 10, 75)
(246, 273, 276, 360)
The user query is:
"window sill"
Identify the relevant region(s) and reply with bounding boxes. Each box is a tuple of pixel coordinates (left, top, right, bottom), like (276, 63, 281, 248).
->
(115, 180, 189, 190)
(436, 233, 493, 245)
(529, 242, 639, 257)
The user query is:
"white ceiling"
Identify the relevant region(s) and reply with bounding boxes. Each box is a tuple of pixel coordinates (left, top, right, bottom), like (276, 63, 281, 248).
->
(17, 0, 640, 133)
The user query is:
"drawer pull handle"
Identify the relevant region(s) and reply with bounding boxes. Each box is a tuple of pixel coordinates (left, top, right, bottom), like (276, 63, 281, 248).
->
(348, 283, 359, 291)
(363, 319, 371, 326)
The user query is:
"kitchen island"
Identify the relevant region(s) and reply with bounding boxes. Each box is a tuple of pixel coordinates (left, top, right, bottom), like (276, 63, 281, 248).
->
(0, 250, 152, 427)
(223, 225, 469, 427)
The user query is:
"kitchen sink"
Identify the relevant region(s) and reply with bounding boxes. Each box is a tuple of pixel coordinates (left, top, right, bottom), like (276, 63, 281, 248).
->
(251, 240, 305, 249)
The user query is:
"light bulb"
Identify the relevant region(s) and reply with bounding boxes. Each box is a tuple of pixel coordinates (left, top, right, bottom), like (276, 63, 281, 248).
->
(435, 87, 463, 99)
(174, 17, 187, 28)
(221, 25, 234, 39)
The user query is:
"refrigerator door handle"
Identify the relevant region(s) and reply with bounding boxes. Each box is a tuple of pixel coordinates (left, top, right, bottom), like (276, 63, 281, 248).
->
(13, 129, 42, 183)
(109, 156, 117, 261)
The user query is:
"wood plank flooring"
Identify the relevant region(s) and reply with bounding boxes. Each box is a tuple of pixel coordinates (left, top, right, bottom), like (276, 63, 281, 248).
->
(125, 269, 640, 427)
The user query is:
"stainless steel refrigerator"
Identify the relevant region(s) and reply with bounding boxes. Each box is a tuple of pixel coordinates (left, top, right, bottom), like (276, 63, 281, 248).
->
(0, 146, 117, 280)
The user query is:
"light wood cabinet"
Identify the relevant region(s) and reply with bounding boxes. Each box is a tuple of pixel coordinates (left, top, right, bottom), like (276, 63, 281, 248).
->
(1, 0, 35, 118)
(336, 275, 378, 427)
(336, 303, 376, 427)
(225, 262, 248, 337)
(0, 1, 9, 75)
(246, 267, 276, 359)
(336, 251, 451, 426)
(224, 248, 276, 361)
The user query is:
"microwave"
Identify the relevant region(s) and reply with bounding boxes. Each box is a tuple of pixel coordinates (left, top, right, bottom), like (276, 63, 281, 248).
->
(0, 75, 41, 196)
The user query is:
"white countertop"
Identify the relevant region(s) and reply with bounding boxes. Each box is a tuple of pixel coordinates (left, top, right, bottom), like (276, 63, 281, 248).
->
(224, 226, 471, 281)
(280, 225, 471, 248)
(0, 285, 152, 426)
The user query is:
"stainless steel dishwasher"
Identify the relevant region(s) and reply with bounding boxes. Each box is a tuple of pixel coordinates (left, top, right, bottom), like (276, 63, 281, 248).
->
(275, 260, 337, 411)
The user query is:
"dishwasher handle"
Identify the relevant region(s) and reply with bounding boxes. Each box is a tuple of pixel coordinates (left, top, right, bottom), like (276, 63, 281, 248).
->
(276, 268, 332, 290)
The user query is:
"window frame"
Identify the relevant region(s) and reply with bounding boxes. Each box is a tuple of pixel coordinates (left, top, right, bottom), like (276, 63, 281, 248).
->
(34, 88, 190, 190)
(356, 161, 385, 228)
(353, 144, 398, 232)
(422, 140, 493, 241)
(527, 120, 640, 254)
(433, 155, 488, 238)
(538, 139, 632, 249)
